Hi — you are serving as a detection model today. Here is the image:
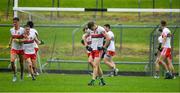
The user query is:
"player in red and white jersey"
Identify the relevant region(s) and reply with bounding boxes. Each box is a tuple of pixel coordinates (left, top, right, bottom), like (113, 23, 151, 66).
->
(154, 28, 169, 79)
(103, 24, 119, 76)
(8, 17, 24, 82)
(86, 21, 110, 86)
(27, 21, 39, 53)
(81, 27, 94, 70)
(158, 20, 176, 79)
(13, 25, 41, 80)
(27, 21, 40, 76)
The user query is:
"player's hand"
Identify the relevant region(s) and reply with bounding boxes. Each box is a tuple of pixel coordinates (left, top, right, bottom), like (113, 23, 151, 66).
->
(154, 53, 157, 56)
(40, 40, 45, 45)
(158, 43, 162, 52)
(158, 47, 163, 52)
(81, 40, 85, 45)
(7, 44, 11, 49)
(86, 46, 92, 51)
(98, 47, 107, 52)
(13, 39, 20, 42)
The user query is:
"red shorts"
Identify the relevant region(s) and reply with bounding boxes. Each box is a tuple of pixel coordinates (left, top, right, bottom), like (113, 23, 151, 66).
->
(24, 54, 36, 60)
(160, 47, 172, 59)
(35, 48, 39, 54)
(90, 50, 103, 59)
(106, 51, 115, 56)
(10, 49, 24, 55)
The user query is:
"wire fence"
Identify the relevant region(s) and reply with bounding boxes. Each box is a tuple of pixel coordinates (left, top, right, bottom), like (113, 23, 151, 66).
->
(0, 24, 179, 76)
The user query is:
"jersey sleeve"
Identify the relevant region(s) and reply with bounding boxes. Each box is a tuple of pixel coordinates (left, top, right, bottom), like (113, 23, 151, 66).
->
(10, 28, 14, 36)
(162, 28, 170, 37)
(98, 26, 106, 36)
(34, 29, 38, 35)
(100, 26, 106, 34)
(86, 29, 92, 35)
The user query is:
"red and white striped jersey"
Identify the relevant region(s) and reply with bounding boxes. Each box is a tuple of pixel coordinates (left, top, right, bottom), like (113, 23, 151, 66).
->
(89, 26, 106, 50)
(10, 27, 24, 50)
(23, 31, 37, 54)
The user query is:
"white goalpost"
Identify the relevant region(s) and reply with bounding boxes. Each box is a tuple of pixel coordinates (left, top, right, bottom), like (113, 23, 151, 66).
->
(13, 0, 180, 18)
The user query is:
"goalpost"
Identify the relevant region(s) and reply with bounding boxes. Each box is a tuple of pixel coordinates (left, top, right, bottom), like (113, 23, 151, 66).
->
(13, 0, 180, 18)
(13, 0, 180, 76)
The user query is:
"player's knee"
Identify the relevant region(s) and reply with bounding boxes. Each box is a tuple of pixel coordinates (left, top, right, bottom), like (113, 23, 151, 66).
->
(88, 59, 93, 63)
(28, 62, 32, 67)
(104, 60, 109, 64)
(93, 64, 97, 69)
(10, 58, 15, 62)
(11, 62, 15, 65)
(155, 62, 159, 66)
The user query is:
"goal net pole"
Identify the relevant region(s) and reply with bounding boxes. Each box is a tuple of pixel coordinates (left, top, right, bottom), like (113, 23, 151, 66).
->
(14, 0, 18, 17)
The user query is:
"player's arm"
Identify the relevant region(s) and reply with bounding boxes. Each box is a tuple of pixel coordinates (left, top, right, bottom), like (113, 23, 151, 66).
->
(162, 32, 171, 46)
(34, 37, 41, 45)
(162, 35, 166, 47)
(8, 37, 13, 48)
(34, 29, 45, 45)
(102, 31, 111, 48)
(13, 38, 27, 42)
(82, 34, 88, 46)
(83, 33, 92, 51)
(34, 32, 41, 41)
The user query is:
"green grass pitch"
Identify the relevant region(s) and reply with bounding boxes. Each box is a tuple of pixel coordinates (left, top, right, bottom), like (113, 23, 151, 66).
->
(0, 0, 179, 92)
(0, 72, 179, 92)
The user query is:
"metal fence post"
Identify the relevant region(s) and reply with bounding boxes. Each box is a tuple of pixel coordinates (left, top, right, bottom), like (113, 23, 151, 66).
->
(57, 0, 60, 17)
(119, 24, 123, 52)
(149, 25, 159, 76)
(94, 0, 98, 20)
(169, 0, 172, 20)
(171, 26, 177, 64)
(138, 0, 141, 21)
(152, 0, 155, 17)
(101, 0, 104, 17)
(51, 0, 55, 20)
(72, 30, 75, 55)
(6, 0, 11, 20)
(149, 32, 153, 76)
(28, 14, 32, 21)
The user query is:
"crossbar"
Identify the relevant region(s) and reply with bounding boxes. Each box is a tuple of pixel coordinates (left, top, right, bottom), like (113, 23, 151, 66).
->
(13, 7, 180, 13)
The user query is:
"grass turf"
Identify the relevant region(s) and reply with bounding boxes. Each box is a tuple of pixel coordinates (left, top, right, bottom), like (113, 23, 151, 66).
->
(0, 72, 179, 92)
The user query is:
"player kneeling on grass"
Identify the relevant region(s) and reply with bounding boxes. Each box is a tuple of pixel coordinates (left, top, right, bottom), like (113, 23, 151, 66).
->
(13, 25, 42, 80)
(87, 21, 111, 86)
(103, 24, 119, 76)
